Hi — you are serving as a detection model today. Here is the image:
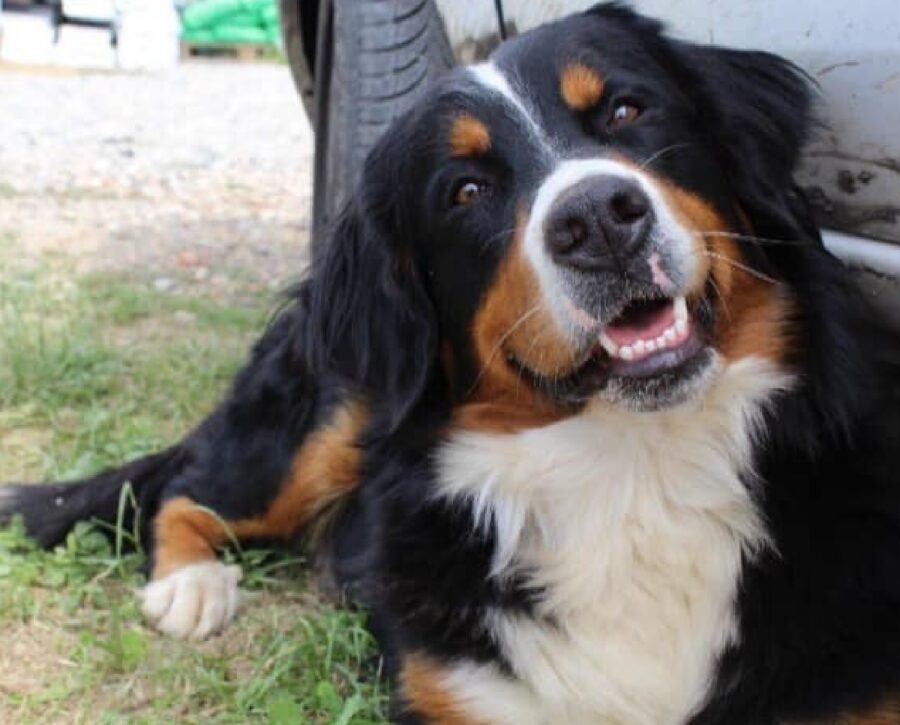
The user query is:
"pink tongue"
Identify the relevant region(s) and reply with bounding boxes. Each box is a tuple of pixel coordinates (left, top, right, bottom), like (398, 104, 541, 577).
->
(604, 301, 675, 347)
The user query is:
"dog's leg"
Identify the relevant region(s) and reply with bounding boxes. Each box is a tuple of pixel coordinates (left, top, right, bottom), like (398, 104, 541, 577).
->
(139, 497, 244, 640)
(140, 399, 368, 639)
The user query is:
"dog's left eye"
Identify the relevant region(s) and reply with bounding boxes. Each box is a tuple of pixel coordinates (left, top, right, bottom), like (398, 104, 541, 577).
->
(453, 179, 489, 206)
(608, 102, 642, 128)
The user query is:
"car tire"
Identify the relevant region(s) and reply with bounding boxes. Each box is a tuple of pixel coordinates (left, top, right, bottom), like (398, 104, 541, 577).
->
(278, 0, 315, 117)
(310, 0, 454, 259)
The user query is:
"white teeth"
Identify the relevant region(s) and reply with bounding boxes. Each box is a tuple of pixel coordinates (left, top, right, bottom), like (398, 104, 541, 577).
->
(598, 332, 619, 356)
(598, 295, 693, 364)
(674, 296, 688, 323)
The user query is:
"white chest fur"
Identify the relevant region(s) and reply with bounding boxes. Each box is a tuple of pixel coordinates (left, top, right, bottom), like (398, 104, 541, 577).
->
(434, 359, 789, 725)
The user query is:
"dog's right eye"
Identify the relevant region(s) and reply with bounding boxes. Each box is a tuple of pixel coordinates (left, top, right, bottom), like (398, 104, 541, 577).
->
(453, 179, 488, 206)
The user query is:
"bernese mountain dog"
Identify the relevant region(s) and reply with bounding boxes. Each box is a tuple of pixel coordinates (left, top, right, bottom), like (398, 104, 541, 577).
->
(3, 3, 900, 723)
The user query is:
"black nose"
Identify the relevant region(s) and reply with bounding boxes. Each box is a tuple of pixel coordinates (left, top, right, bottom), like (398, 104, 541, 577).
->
(545, 175, 652, 270)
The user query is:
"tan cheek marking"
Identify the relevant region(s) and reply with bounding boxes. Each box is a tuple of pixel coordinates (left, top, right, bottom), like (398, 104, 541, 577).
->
(400, 654, 487, 725)
(560, 63, 604, 111)
(716, 267, 792, 364)
(651, 175, 791, 365)
(655, 181, 723, 295)
(460, 212, 575, 432)
(472, 212, 573, 378)
(151, 401, 367, 580)
(450, 114, 491, 158)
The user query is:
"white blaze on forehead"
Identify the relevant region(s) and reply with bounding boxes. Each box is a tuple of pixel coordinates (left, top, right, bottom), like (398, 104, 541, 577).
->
(522, 158, 699, 333)
(468, 62, 553, 153)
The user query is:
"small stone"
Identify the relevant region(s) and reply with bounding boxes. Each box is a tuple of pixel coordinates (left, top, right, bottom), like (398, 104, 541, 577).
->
(193, 266, 209, 281)
(177, 251, 201, 268)
(153, 277, 175, 292)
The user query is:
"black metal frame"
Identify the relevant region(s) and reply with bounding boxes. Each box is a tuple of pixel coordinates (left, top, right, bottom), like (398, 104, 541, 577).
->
(51, 1, 118, 47)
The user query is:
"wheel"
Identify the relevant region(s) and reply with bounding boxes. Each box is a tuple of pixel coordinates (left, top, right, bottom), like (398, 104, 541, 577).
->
(278, 0, 315, 117)
(309, 0, 454, 259)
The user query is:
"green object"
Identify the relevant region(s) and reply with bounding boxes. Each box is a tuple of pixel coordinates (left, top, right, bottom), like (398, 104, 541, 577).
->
(218, 11, 258, 28)
(180, 0, 279, 47)
(257, 2, 278, 26)
(182, 0, 237, 30)
(180, 28, 216, 43)
(211, 24, 269, 44)
(181, 0, 275, 31)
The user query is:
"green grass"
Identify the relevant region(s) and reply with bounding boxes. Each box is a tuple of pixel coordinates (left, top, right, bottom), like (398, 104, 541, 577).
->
(0, 270, 268, 478)
(0, 264, 389, 723)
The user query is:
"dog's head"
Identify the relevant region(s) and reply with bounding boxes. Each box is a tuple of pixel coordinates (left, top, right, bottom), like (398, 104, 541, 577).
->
(308, 2, 818, 430)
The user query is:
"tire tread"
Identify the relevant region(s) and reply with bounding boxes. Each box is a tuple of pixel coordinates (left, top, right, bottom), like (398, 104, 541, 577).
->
(312, 0, 453, 254)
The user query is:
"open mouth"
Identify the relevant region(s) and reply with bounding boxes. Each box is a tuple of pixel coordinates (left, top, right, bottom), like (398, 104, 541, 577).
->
(510, 293, 710, 404)
(595, 296, 703, 378)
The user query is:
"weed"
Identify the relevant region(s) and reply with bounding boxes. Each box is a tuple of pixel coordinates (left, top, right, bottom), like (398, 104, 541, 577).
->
(0, 266, 389, 722)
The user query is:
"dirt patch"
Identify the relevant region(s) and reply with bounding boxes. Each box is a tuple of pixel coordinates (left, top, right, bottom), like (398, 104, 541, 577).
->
(0, 427, 55, 480)
(0, 63, 315, 300)
(0, 618, 80, 721)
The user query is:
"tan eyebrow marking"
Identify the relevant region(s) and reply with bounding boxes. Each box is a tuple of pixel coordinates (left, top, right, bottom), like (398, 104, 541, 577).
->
(450, 113, 491, 157)
(560, 63, 605, 111)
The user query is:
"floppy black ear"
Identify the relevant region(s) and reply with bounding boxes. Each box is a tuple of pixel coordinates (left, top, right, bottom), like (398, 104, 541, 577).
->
(678, 43, 817, 234)
(305, 194, 437, 430)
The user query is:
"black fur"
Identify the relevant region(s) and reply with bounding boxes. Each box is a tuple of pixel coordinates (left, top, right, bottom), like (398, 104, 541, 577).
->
(1, 446, 189, 550)
(3, 4, 900, 722)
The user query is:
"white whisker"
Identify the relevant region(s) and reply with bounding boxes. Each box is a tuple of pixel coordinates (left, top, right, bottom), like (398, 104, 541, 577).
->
(698, 230, 808, 247)
(466, 303, 546, 399)
(639, 142, 694, 169)
(707, 275, 732, 320)
(703, 251, 779, 285)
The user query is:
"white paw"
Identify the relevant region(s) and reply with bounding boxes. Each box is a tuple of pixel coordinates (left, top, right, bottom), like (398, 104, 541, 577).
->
(139, 561, 242, 640)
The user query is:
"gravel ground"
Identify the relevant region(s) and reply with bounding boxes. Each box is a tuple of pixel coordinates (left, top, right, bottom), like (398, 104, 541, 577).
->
(0, 61, 314, 299)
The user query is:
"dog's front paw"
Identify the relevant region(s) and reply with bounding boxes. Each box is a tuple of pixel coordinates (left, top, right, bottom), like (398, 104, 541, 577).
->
(139, 561, 242, 640)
